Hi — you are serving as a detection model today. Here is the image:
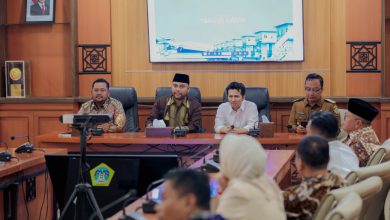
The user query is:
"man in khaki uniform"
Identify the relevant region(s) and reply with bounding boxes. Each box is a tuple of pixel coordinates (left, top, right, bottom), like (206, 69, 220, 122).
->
(288, 73, 340, 133)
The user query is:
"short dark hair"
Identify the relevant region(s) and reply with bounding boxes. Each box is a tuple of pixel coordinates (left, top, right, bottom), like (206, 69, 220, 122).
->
(225, 82, 246, 96)
(92, 78, 110, 89)
(164, 168, 210, 210)
(297, 135, 329, 169)
(309, 111, 339, 139)
(305, 73, 324, 88)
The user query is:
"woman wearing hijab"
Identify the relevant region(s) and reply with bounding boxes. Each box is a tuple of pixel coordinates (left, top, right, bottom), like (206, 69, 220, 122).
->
(216, 134, 286, 220)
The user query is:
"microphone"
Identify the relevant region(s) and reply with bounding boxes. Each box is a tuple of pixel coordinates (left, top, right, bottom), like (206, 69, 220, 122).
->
(0, 151, 11, 162)
(142, 178, 165, 214)
(0, 142, 12, 162)
(10, 135, 35, 153)
(89, 189, 137, 220)
(248, 120, 260, 137)
(10, 135, 29, 141)
(173, 116, 187, 137)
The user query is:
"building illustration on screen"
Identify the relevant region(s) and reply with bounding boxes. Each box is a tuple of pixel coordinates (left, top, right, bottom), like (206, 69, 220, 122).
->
(148, 0, 303, 62)
(154, 22, 295, 62)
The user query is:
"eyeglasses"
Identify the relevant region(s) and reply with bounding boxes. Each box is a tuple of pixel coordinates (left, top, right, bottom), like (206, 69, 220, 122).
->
(304, 87, 322, 93)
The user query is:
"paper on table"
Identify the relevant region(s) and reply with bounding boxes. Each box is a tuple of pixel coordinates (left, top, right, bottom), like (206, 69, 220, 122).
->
(152, 119, 166, 128)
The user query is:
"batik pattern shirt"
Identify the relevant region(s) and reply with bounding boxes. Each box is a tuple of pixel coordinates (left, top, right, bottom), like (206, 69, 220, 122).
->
(78, 97, 126, 132)
(343, 126, 381, 166)
(283, 173, 345, 220)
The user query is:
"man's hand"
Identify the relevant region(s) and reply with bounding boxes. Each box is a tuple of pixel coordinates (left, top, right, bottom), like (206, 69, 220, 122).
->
(229, 128, 248, 134)
(296, 125, 307, 134)
(219, 127, 232, 134)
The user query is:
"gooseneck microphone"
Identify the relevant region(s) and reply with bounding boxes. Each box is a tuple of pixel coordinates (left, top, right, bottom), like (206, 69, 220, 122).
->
(142, 178, 165, 214)
(10, 135, 29, 141)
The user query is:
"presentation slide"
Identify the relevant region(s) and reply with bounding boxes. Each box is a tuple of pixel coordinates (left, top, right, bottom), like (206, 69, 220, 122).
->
(147, 0, 304, 63)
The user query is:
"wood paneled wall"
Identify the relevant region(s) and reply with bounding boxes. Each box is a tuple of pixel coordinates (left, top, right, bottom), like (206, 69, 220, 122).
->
(385, 0, 390, 96)
(346, 0, 382, 97)
(6, 0, 72, 97)
(0, 0, 6, 97)
(77, 0, 112, 97)
(0, 103, 77, 148)
(110, 0, 350, 98)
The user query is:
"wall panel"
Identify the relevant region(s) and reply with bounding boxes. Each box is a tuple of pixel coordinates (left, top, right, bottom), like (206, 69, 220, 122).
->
(0, 103, 76, 147)
(111, 0, 349, 98)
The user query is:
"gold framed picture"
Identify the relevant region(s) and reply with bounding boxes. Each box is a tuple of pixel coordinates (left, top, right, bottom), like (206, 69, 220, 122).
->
(5, 61, 30, 98)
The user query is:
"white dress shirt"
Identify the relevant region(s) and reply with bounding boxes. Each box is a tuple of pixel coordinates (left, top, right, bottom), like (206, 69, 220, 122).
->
(328, 140, 359, 178)
(214, 100, 258, 133)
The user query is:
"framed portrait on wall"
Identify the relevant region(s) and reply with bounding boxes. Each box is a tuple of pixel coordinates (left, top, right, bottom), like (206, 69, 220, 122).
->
(25, 0, 55, 23)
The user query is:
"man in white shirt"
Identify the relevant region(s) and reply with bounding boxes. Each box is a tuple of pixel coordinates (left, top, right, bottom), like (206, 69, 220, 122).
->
(214, 82, 258, 134)
(307, 111, 359, 178)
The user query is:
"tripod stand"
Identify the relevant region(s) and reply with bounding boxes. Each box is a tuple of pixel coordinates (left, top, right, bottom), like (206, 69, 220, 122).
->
(59, 123, 104, 220)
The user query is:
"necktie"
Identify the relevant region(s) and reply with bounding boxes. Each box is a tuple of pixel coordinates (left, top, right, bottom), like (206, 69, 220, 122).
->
(42, 5, 46, 14)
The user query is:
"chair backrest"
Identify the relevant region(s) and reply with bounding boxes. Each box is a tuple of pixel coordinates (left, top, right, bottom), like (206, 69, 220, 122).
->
(223, 87, 270, 121)
(324, 192, 362, 220)
(155, 87, 202, 104)
(313, 176, 383, 220)
(345, 160, 390, 220)
(109, 87, 139, 132)
(366, 147, 387, 166)
(382, 138, 390, 162)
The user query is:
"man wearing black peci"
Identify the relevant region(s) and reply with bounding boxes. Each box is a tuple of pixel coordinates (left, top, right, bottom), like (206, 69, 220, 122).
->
(146, 73, 202, 133)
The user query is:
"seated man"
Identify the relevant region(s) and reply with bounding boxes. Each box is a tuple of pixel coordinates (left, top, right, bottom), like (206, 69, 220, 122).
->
(288, 73, 340, 134)
(283, 136, 346, 219)
(155, 168, 224, 220)
(343, 98, 380, 166)
(214, 82, 258, 134)
(78, 78, 126, 133)
(146, 73, 202, 133)
(307, 111, 359, 178)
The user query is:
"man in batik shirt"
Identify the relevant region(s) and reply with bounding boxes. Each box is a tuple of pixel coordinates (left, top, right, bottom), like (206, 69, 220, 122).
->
(283, 136, 346, 219)
(343, 98, 380, 166)
(78, 78, 126, 133)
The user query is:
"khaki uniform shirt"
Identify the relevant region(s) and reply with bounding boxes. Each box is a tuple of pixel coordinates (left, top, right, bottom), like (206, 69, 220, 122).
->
(288, 98, 340, 132)
(78, 97, 126, 133)
(283, 173, 346, 220)
(343, 126, 381, 167)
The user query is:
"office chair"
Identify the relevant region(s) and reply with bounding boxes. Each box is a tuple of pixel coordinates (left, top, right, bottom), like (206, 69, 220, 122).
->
(324, 192, 362, 220)
(223, 87, 270, 121)
(109, 87, 139, 132)
(345, 160, 390, 220)
(313, 176, 383, 220)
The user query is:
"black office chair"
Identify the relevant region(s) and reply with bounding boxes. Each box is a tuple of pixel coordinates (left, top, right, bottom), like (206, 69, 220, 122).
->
(109, 87, 139, 132)
(223, 87, 271, 121)
(155, 87, 202, 104)
(155, 87, 204, 132)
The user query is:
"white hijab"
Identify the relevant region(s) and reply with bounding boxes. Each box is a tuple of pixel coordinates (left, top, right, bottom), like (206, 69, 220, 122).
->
(219, 134, 284, 205)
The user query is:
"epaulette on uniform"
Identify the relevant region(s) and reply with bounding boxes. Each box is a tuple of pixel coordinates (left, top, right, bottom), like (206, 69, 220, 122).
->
(293, 97, 304, 103)
(324, 98, 336, 104)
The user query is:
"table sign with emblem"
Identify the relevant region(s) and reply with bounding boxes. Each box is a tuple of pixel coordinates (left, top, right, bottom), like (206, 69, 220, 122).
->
(5, 61, 30, 98)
